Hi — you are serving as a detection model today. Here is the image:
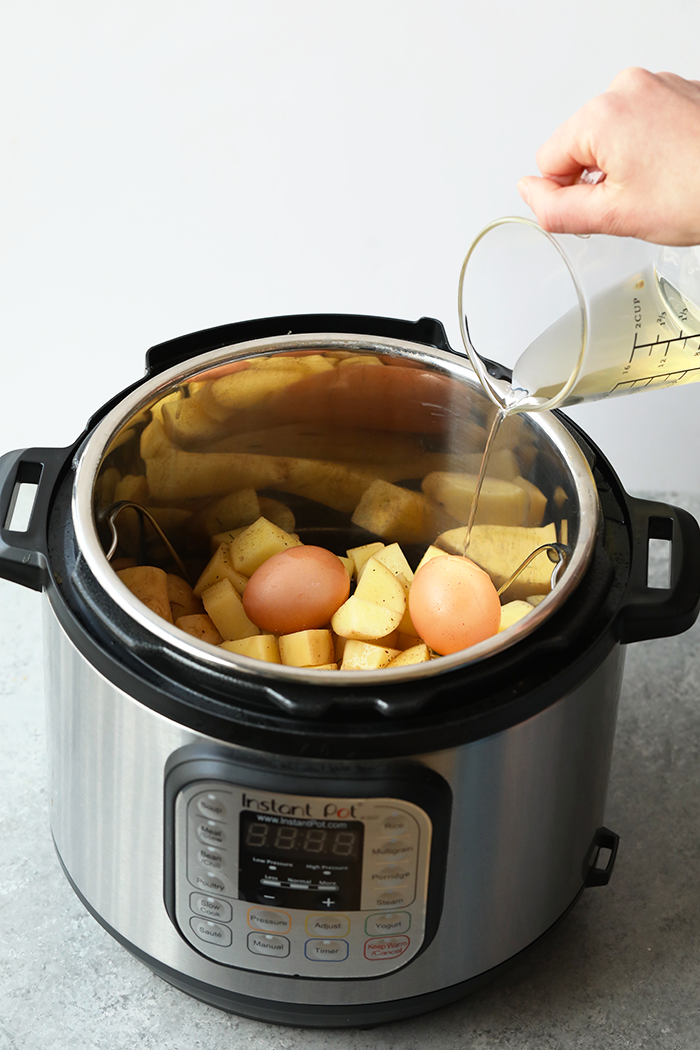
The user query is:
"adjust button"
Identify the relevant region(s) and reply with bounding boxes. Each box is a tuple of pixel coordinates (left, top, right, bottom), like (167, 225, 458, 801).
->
(304, 939, 349, 962)
(306, 914, 350, 938)
(190, 916, 232, 947)
(190, 893, 232, 923)
(247, 933, 290, 958)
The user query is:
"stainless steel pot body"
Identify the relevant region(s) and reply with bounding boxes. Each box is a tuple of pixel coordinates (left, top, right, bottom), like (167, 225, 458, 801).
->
(45, 602, 624, 1023)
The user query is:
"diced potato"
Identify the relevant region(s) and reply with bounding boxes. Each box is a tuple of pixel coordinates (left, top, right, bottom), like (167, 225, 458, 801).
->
(340, 639, 402, 670)
(346, 542, 385, 578)
(228, 517, 303, 576)
(351, 479, 459, 546)
(195, 489, 261, 536)
(338, 555, 354, 579)
(437, 522, 558, 600)
(526, 594, 547, 607)
(421, 472, 528, 526)
(219, 635, 281, 663)
(279, 629, 335, 667)
(114, 474, 150, 505)
(258, 497, 296, 533)
(387, 643, 431, 666)
(175, 613, 224, 645)
(513, 478, 548, 527)
(354, 558, 406, 616)
(194, 543, 248, 597)
(331, 595, 403, 640)
(397, 631, 424, 650)
(197, 366, 312, 420)
(460, 448, 521, 480)
(161, 396, 228, 446)
(311, 662, 339, 670)
(338, 355, 385, 368)
(210, 527, 250, 554)
(167, 575, 203, 620)
(397, 603, 419, 638)
(117, 565, 173, 623)
(140, 418, 176, 460)
(150, 390, 183, 424)
(201, 578, 260, 641)
(415, 545, 449, 571)
(277, 458, 383, 515)
(371, 543, 414, 588)
(499, 600, 534, 632)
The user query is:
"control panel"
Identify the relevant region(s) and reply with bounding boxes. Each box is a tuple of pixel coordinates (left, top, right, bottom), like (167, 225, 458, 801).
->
(170, 779, 435, 978)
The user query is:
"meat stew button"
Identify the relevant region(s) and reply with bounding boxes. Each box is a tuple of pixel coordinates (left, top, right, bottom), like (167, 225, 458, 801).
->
(364, 935, 410, 960)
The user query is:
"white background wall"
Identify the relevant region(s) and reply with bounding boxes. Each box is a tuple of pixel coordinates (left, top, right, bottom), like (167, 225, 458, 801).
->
(1, 0, 699, 494)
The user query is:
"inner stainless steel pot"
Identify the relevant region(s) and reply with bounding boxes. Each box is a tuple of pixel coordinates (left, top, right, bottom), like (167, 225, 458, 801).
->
(71, 333, 599, 685)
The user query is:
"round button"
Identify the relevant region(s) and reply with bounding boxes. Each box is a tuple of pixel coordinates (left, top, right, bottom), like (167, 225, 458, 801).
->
(247, 908, 291, 934)
(189, 868, 234, 898)
(379, 811, 415, 836)
(373, 888, 412, 909)
(370, 836, 415, 860)
(196, 821, 226, 847)
(247, 933, 290, 958)
(304, 939, 349, 962)
(370, 863, 413, 888)
(190, 917, 232, 947)
(306, 913, 350, 937)
(365, 911, 411, 936)
(190, 893, 232, 923)
(364, 935, 409, 960)
(195, 793, 227, 820)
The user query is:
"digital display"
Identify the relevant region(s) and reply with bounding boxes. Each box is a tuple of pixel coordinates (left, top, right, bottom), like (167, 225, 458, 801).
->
(238, 811, 364, 910)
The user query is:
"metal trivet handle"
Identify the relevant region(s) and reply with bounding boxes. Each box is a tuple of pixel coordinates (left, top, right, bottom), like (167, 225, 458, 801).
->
(98, 500, 191, 583)
(496, 542, 570, 598)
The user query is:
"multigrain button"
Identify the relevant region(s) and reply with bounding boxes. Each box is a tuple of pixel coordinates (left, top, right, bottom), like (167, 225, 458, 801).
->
(306, 914, 350, 937)
(195, 792, 228, 820)
(196, 821, 227, 847)
(370, 837, 415, 860)
(247, 908, 291, 934)
(190, 917, 232, 947)
(247, 933, 290, 958)
(304, 939, 349, 962)
(190, 893, 232, 923)
(365, 911, 411, 936)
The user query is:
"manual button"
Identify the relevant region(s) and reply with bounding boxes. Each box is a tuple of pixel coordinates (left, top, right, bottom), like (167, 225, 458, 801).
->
(247, 933, 290, 958)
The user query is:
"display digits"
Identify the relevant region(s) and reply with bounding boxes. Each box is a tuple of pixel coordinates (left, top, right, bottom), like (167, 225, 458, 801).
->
(242, 817, 360, 858)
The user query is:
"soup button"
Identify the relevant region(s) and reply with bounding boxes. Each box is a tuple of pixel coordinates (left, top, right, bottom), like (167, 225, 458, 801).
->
(364, 935, 410, 960)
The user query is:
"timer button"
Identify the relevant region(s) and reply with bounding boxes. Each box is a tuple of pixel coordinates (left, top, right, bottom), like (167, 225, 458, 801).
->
(190, 917, 232, 947)
(247, 933, 290, 958)
(190, 893, 232, 923)
(304, 939, 349, 962)
(194, 792, 228, 820)
(306, 914, 350, 937)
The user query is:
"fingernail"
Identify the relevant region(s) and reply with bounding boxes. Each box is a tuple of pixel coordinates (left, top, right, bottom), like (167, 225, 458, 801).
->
(517, 179, 530, 205)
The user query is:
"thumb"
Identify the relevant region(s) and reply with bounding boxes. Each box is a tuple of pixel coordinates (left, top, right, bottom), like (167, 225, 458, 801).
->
(517, 176, 616, 236)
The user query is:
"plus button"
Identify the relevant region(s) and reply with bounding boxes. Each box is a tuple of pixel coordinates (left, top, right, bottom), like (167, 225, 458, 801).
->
(321, 897, 336, 908)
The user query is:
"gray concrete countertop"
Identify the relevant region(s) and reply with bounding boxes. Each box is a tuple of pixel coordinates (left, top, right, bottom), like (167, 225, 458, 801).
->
(1, 492, 699, 1050)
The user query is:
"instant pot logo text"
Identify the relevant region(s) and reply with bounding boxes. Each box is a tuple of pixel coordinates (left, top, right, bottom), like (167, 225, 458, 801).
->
(241, 794, 357, 820)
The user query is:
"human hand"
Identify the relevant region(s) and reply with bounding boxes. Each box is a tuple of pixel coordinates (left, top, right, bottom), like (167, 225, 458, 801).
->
(517, 68, 700, 245)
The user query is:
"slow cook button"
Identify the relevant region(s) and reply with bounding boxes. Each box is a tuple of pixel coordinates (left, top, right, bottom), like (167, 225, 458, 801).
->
(189, 869, 234, 898)
(190, 916, 232, 948)
(364, 935, 410, 961)
(196, 821, 226, 847)
(195, 792, 227, 820)
(304, 939, 349, 962)
(248, 908, 291, 934)
(190, 893, 232, 923)
(306, 914, 350, 937)
(247, 933, 290, 958)
(365, 911, 411, 936)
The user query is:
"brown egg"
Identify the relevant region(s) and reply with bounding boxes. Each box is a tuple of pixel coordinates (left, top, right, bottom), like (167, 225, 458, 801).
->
(408, 555, 501, 655)
(242, 546, 350, 635)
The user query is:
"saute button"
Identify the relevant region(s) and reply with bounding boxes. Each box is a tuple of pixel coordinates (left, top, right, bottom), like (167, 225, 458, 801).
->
(304, 939, 349, 962)
(247, 933, 290, 958)
(190, 893, 232, 923)
(364, 935, 409, 960)
(190, 917, 232, 947)
(306, 914, 350, 937)
(195, 793, 227, 820)
(365, 911, 411, 936)
(196, 821, 227, 847)
(248, 908, 291, 934)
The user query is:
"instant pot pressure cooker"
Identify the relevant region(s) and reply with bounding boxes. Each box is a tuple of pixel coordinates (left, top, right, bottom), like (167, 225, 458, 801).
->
(1, 313, 699, 1029)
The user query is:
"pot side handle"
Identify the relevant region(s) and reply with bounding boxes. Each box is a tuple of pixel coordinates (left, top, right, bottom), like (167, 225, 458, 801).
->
(0, 447, 68, 592)
(617, 496, 700, 644)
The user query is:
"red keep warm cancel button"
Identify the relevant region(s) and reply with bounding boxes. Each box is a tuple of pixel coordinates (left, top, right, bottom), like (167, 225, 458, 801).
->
(364, 935, 410, 960)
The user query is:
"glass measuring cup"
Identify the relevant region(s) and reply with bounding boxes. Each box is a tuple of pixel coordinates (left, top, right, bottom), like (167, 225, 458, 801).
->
(458, 216, 700, 415)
